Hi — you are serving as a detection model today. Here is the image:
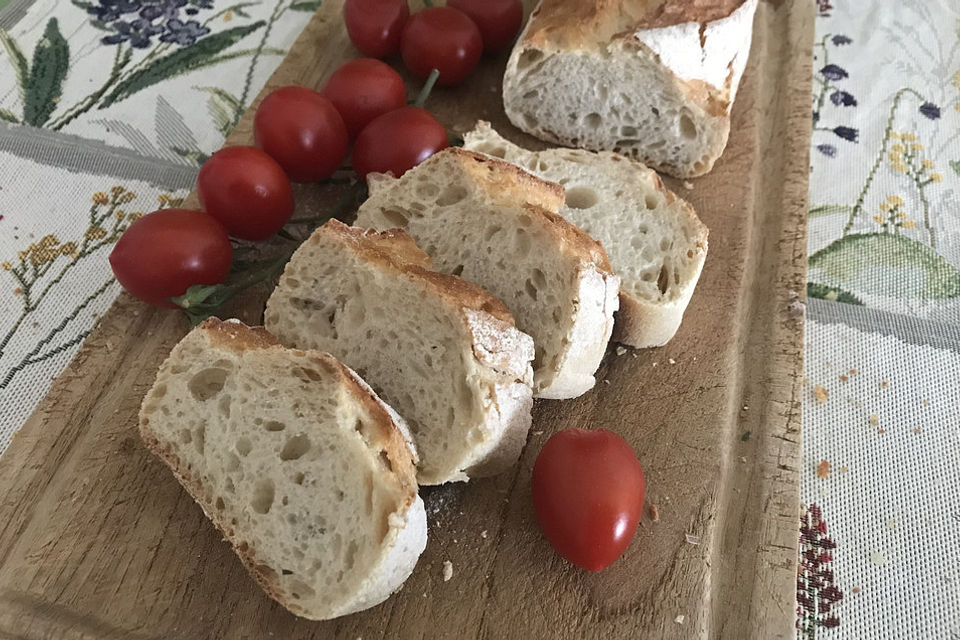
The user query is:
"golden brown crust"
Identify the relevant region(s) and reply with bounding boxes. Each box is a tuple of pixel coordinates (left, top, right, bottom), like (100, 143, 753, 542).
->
(524, 0, 746, 49)
(199, 317, 281, 351)
(450, 148, 565, 211)
(522, 204, 614, 273)
(315, 220, 517, 325)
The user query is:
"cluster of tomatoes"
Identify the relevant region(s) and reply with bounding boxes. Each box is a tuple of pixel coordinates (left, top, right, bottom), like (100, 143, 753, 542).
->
(111, 0, 522, 310)
(345, 0, 522, 85)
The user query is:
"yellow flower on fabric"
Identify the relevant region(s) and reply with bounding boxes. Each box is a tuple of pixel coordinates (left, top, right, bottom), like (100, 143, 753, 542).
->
(886, 195, 904, 206)
(891, 143, 906, 154)
(902, 220, 916, 229)
(892, 161, 909, 173)
(911, 143, 924, 151)
(900, 132, 917, 142)
(224, 9, 233, 21)
(890, 132, 901, 140)
(931, 173, 943, 182)
(128, 211, 145, 221)
(59, 242, 78, 256)
(953, 69, 960, 89)
(1, 261, 10, 271)
(114, 210, 125, 221)
(922, 159, 935, 169)
(873, 215, 884, 224)
(157, 194, 171, 205)
(120, 192, 136, 204)
(92, 192, 109, 205)
(85, 226, 107, 240)
(897, 211, 908, 220)
(879, 202, 892, 212)
(110, 186, 125, 198)
(955, 103, 960, 113)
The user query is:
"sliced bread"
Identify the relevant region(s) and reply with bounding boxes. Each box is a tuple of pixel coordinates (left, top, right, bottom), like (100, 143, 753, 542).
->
(463, 121, 708, 348)
(139, 318, 426, 620)
(501, 0, 759, 178)
(355, 147, 619, 400)
(264, 220, 535, 485)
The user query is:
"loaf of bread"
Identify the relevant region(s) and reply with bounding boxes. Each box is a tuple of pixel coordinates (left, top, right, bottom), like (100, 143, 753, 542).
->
(355, 148, 619, 400)
(502, 0, 758, 178)
(139, 318, 427, 620)
(265, 220, 535, 485)
(464, 122, 707, 347)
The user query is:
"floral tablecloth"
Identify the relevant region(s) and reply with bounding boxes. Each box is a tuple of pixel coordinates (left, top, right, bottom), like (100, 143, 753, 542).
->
(0, 1, 958, 637)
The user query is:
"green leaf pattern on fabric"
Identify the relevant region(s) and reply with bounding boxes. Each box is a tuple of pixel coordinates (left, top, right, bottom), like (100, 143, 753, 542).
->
(0, 28, 29, 103)
(810, 234, 960, 299)
(23, 19, 69, 127)
(99, 21, 265, 108)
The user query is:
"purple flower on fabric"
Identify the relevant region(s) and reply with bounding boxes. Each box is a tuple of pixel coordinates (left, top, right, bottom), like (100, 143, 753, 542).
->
(139, 0, 186, 21)
(816, 144, 837, 157)
(159, 18, 210, 45)
(821, 64, 849, 81)
(833, 126, 859, 142)
(919, 102, 941, 120)
(830, 90, 857, 107)
(90, 0, 214, 48)
(831, 34, 852, 45)
(102, 18, 163, 48)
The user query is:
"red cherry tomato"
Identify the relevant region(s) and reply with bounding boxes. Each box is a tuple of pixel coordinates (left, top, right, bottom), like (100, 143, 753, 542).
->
(253, 86, 348, 183)
(531, 429, 646, 572)
(344, 0, 409, 58)
(352, 106, 449, 178)
(109, 209, 232, 308)
(447, 0, 523, 53)
(401, 7, 482, 87)
(197, 146, 294, 241)
(321, 58, 407, 139)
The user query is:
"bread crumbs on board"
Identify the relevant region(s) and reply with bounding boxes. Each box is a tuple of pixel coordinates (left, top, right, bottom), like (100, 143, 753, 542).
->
(685, 533, 701, 545)
(442, 561, 453, 582)
(816, 460, 830, 478)
(814, 384, 828, 404)
(675, 614, 686, 625)
(616, 346, 627, 356)
(649, 504, 660, 522)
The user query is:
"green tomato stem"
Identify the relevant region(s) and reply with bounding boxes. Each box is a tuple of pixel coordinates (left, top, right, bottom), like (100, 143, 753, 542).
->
(414, 69, 440, 109)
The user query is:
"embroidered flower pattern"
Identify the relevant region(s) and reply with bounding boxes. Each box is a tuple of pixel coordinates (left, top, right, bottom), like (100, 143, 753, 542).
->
(797, 504, 843, 638)
(88, 0, 214, 48)
(813, 35, 858, 155)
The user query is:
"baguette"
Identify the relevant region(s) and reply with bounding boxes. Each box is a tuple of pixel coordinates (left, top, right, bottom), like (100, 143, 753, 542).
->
(139, 318, 426, 620)
(355, 148, 619, 400)
(463, 122, 708, 347)
(501, 0, 759, 178)
(265, 220, 535, 484)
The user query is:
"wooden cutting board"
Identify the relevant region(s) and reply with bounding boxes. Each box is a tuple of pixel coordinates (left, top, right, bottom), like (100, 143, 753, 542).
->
(0, 1, 813, 638)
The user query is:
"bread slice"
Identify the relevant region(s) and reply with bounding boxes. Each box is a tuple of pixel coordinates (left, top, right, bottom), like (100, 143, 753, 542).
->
(463, 122, 708, 348)
(139, 318, 427, 620)
(354, 148, 619, 400)
(501, 0, 758, 178)
(264, 220, 535, 485)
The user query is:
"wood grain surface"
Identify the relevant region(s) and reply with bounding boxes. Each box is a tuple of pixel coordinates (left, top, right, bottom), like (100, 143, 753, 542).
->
(0, 0, 814, 638)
